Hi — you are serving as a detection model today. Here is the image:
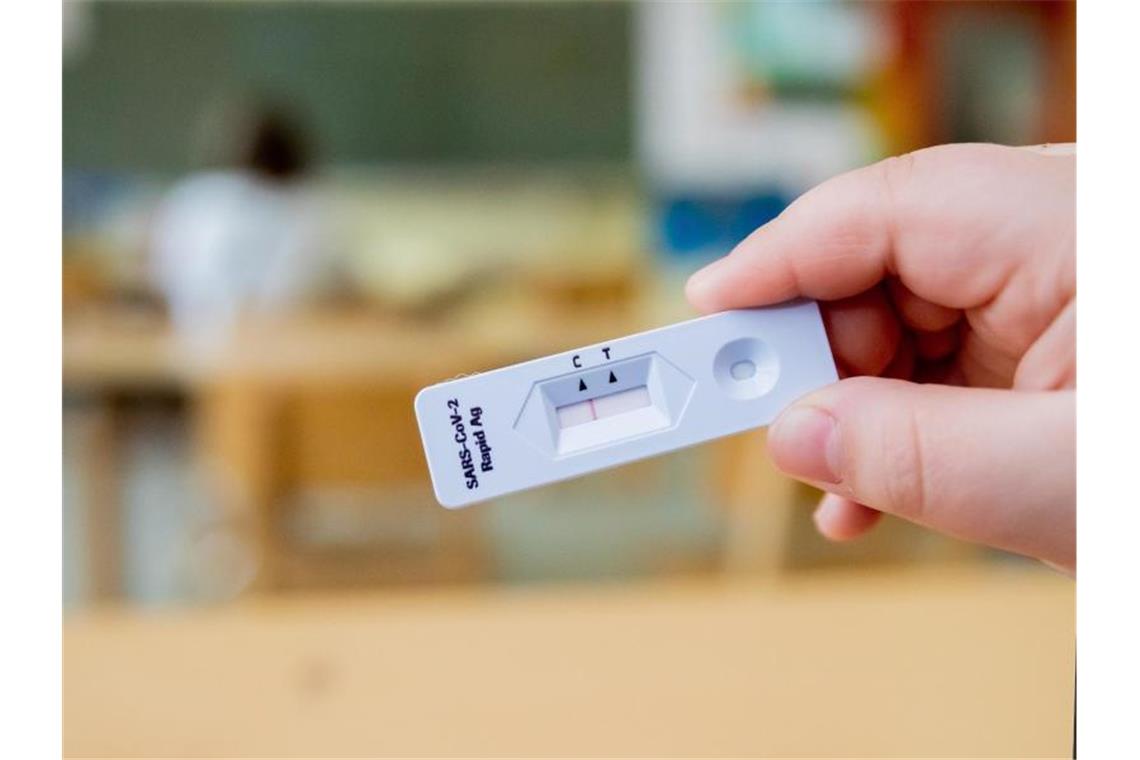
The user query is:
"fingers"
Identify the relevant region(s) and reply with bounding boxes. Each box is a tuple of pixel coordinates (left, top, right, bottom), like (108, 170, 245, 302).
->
(767, 378, 1075, 572)
(813, 493, 882, 541)
(881, 333, 916, 380)
(821, 287, 901, 376)
(1014, 300, 1077, 390)
(821, 281, 955, 379)
(914, 326, 959, 361)
(686, 144, 1074, 316)
(887, 278, 960, 332)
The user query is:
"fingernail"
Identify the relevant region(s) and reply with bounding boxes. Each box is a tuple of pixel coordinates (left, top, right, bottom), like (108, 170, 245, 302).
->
(769, 405, 842, 484)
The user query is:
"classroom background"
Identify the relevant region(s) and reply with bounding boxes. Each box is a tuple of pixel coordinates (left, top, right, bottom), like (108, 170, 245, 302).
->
(63, 2, 1076, 756)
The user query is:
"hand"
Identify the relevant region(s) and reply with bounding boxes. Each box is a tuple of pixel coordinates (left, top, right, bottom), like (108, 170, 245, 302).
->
(686, 143, 1075, 572)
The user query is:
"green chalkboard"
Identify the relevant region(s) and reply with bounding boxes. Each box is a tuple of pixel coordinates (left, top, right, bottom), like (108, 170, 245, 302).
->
(64, 1, 632, 171)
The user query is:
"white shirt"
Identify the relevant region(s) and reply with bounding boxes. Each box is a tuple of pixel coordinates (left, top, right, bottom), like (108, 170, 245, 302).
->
(151, 171, 330, 347)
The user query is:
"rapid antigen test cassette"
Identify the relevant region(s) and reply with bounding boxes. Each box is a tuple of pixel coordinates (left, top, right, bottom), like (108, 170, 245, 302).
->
(414, 299, 837, 508)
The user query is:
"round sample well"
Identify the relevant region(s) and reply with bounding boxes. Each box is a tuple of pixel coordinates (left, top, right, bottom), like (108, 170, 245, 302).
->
(713, 337, 779, 400)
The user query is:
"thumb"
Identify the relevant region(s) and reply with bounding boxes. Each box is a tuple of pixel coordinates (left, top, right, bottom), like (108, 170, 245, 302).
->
(767, 377, 1075, 571)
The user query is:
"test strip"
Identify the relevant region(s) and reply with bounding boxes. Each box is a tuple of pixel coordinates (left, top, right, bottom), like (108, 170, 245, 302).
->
(414, 300, 837, 508)
(556, 386, 651, 429)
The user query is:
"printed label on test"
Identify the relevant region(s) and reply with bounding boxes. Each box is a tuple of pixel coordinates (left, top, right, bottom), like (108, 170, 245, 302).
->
(414, 300, 837, 508)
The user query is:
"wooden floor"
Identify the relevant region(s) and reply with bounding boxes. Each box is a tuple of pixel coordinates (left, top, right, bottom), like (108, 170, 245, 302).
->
(65, 564, 1074, 758)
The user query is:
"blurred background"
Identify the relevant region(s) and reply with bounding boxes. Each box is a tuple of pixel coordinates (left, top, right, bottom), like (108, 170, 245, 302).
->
(63, 1, 1076, 756)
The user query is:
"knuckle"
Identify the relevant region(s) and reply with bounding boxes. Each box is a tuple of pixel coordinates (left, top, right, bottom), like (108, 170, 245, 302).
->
(876, 152, 918, 211)
(838, 377, 931, 519)
(871, 153, 920, 262)
(878, 405, 929, 519)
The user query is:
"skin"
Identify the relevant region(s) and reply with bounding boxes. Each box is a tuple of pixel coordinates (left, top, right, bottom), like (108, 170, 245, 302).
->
(686, 143, 1075, 573)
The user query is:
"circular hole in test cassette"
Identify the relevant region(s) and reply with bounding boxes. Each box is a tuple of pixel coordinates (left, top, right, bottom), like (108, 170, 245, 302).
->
(713, 337, 780, 400)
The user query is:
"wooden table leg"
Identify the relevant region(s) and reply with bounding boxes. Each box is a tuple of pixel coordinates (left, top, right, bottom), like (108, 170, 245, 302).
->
(193, 381, 284, 594)
(73, 397, 125, 601)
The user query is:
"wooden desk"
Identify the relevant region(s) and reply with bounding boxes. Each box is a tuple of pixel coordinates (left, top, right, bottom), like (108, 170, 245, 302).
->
(63, 305, 658, 596)
(65, 565, 1074, 757)
(62, 303, 654, 393)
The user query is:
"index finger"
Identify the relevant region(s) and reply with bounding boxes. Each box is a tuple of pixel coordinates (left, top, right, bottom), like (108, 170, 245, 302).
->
(684, 143, 1074, 314)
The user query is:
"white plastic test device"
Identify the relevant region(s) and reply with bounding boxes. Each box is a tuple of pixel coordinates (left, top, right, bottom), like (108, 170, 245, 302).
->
(414, 299, 837, 508)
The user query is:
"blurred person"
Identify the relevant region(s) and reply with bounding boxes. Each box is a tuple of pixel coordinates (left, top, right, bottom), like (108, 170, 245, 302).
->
(687, 143, 1075, 573)
(150, 99, 334, 349)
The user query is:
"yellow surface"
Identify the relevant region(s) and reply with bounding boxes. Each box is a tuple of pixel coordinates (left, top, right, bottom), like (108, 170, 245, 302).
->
(65, 565, 1074, 757)
(62, 300, 652, 392)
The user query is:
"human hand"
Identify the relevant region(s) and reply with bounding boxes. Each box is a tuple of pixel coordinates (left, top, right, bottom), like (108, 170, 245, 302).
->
(686, 143, 1075, 572)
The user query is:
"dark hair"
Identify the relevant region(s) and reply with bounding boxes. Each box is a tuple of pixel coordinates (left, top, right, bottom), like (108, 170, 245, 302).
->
(245, 109, 310, 180)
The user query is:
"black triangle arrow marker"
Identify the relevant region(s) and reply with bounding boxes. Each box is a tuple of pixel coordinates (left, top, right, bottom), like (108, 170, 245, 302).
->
(578, 379, 587, 392)
(608, 371, 617, 383)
